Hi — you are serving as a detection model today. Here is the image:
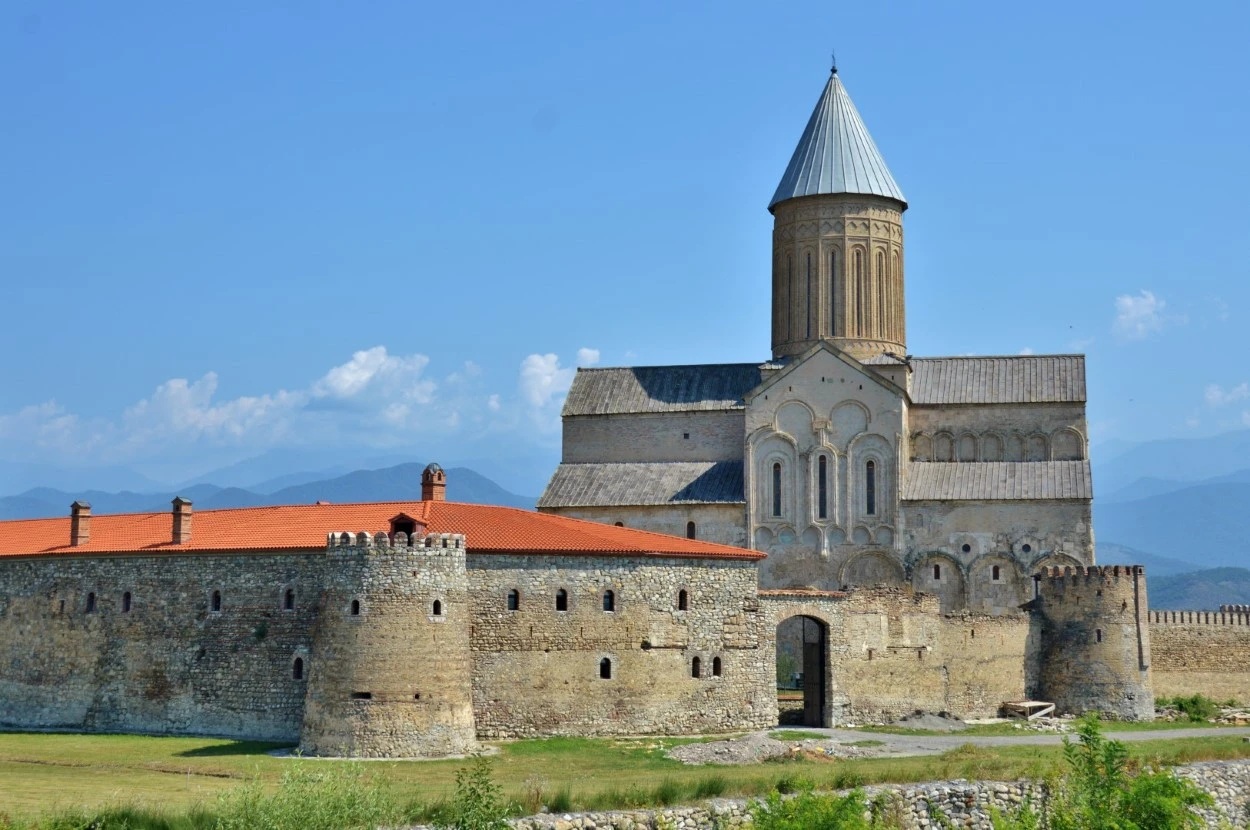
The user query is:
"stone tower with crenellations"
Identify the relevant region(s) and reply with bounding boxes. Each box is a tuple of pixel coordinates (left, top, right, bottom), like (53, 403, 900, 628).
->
(770, 64, 907, 363)
(299, 529, 478, 758)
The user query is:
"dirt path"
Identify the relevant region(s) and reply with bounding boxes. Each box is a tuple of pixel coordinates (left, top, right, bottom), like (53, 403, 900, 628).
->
(768, 726, 1250, 757)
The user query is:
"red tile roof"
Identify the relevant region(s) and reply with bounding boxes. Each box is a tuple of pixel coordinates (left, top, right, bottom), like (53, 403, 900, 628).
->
(0, 500, 764, 561)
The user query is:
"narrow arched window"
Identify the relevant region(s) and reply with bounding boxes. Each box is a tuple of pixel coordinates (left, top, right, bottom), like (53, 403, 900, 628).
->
(866, 460, 876, 516)
(805, 252, 812, 338)
(713, 656, 723, 677)
(122, 592, 132, 613)
(432, 600, 443, 616)
(1096, 629, 1103, 643)
(293, 658, 304, 680)
(613, 521, 624, 527)
(691, 657, 701, 679)
(351, 599, 360, 616)
(830, 249, 839, 335)
(853, 249, 865, 332)
(875, 251, 886, 337)
(603, 590, 615, 612)
(992, 565, 1001, 581)
(677, 589, 688, 611)
(507, 589, 519, 611)
(556, 589, 568, 612)
(686, 521, 696, 539)
(817, 455, 828, 520)
(772, 462, 782, 517)
(933, 563, 941, 580)
(284, 588, 295, 611)
(211, 590, 221, 612)
(786, 255, 793, 340)
(599, 658, 612, 679)
(86, 592, 96, 614)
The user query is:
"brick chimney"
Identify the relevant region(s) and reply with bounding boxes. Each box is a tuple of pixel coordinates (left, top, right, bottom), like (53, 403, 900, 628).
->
(171, 497, 193, 544)
(421, 463, 446, 502)
(70, 501, 91, 546)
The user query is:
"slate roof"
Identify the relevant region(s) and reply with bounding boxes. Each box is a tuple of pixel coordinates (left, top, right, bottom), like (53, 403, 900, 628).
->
(562, 364, 763, 416)
(0, 500, 762, 560)
(910, 356, 1086, 405)
(538, 462, 746, 508)
(903, 461, 1092, 501)
(769, 69, 906, 209)
(562, 355, 1085, 416)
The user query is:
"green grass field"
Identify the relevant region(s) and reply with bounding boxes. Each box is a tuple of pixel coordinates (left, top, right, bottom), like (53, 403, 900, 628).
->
(2, 730, 1250, 822)
(851, 719, 1245, 737)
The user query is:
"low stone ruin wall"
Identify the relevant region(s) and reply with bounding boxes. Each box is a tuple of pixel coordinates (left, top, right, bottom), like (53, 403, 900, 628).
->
(407, 759, 1250, 830)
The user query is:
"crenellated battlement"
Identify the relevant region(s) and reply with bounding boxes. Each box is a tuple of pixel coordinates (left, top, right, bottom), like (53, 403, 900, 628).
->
(1152, 610, 1250, 626)
(1039, 564, 1145, 582)
(324, 531, 466, 551)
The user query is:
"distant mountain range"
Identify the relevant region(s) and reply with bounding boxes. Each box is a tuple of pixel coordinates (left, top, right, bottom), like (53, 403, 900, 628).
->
(1146, 568, 1250, 610)
(1094, 542, 1194, 577)
(0, 463, 538, 520)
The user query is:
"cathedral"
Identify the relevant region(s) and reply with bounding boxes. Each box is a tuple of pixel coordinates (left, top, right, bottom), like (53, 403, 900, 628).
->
(538, 64, 1094, 615)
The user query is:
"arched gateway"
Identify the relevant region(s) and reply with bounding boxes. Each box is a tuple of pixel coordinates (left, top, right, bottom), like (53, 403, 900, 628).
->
(760, 589, 849, 727)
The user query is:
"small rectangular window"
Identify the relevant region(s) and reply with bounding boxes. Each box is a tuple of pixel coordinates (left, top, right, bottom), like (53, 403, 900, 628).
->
(351, 692, 373, 700)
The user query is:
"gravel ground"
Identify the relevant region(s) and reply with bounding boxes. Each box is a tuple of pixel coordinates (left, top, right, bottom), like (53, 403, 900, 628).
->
(668, 731, 886, 765)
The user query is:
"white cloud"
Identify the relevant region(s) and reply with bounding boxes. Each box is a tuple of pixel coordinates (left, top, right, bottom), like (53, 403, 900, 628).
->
(312, 346, 434, 404)
(1205, 382, 1250, 407)
(1113, 290, 1169, 340)
(576, 347, 601, 367)
(487, 394, 501, 412)
(1018, 347, 1035, 355)
(519, 353, 575, 408)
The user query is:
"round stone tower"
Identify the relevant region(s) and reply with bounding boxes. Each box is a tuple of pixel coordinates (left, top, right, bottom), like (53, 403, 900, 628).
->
(770, 64, 908, 363)
(1034, 565, 1154, 721)
(299, 530, 478, 757)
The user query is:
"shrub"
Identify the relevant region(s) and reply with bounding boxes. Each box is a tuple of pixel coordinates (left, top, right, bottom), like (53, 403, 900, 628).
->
(435, 755, 511, 830)
(1162, 694, 1220, 723)
(215, 761, 399, 830)
(748, 787, 873, 830)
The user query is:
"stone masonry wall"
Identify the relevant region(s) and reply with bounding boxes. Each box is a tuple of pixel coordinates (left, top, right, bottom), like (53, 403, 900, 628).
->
(0, 551, 324, 741)
(468, 554, 776, 737)
(562, 412, 745, 464)
(1149, 610, 1250, 702)
(546, 505, 747, 548)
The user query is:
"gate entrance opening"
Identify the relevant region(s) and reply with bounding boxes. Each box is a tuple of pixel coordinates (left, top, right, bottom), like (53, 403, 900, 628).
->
(775, 614, 828, 727)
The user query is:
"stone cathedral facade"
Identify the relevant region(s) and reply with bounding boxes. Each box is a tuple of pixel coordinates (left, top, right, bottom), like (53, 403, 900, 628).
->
(539, 65, 1094, 614)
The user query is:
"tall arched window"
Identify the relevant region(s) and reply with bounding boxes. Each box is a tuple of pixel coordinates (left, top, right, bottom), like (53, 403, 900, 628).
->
(86, 592, 96, 614)
(805, 252, 812, 338)
(599, 657, 612, 679)
(875, 251, 886, 337)
(351, 599, 361, 616)
(713, 656, 723, 677)
(507, 589, 519, 611)
(933, 563, 942, 580)
(122, 591, 132, 613)
(866, 460, 877, 516)
(829, 249, 839, 335)
(432, 599, 443, 616)
(786, 255, 793, 341)
(772, 462, 782, 517)
(211, 591, 222, 613)
(293, 657, 304, 680)
(817, 455, 828, 520)
(691, 657, 701, 679)
(992, 565, 1001, 581)
(284, 588, 295, 611)
(603, 590, 615, 612)
(686, 521, 696, 540)
(853, 249, 865, 332)
(555, 589, 568, 612)
(677, 589, 689, 611)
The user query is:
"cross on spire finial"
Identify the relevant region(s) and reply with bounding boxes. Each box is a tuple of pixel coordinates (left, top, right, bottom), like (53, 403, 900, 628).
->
(831, 48, 837, 75)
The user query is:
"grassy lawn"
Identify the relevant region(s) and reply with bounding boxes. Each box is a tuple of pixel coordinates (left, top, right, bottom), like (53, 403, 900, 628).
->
(853, 719, 1245, 737)
(2, 730, 1249, 821)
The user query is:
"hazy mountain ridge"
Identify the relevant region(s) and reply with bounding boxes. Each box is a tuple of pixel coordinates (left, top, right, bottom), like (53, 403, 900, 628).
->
(0, 464, 537, 520)
(1146, 567, 1250, 611)
(1094, 542, 1194, 577)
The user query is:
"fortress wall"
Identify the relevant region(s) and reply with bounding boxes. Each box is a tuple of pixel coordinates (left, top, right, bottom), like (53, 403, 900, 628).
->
(938, 614, 1034, 716)
(467, 554, 775, 737)
(562, 411, 745, 464)
(545, 504, 747, 548)
(1148, 611, 1250, 702)
(0, 551, 324, 741)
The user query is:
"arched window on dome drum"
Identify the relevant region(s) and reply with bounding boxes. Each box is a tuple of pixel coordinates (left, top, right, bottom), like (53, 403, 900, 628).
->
(817, 455, 828, 520)
(866, 460, 876, 516)
(875, 251, 886, 338)
(772, 462, 782, 517)
(786, 255, 793, 341)
(853, 250, 865, 333)
(805, 252, 812, 338)
(829, 249, 838, 335)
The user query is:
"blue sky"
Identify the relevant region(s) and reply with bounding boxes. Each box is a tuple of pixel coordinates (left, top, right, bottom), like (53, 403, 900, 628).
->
(1, 1, 1248, 495)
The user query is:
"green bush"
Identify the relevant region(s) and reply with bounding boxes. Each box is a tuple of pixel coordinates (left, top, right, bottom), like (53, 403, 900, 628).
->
(434, 755, 511, 830)
(215, 761, 399, 830)
(1160, 694, 1221, 723)
(748, 787, 874, 830)
(693, 775, 728, 799)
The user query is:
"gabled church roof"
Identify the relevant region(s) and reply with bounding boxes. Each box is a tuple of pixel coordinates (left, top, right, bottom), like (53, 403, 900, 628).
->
(769, 68, 906, 209)
(539, 461, 745, 508)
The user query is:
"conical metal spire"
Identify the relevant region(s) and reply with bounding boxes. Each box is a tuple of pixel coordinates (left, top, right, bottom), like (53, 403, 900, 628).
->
(769, 68, 906, 209)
